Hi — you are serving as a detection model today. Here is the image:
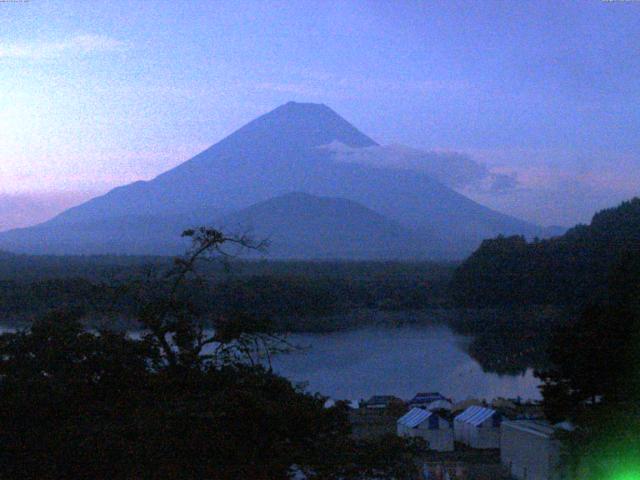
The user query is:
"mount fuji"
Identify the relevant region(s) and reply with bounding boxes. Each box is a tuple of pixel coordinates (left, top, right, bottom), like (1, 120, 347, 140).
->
(0, 102, 545, 259)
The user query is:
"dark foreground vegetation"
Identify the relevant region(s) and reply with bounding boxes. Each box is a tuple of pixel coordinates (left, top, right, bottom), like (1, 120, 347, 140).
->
(0, 229, 424, 479)
(536, 249, 640, 477)
(451, 198, 640, 308)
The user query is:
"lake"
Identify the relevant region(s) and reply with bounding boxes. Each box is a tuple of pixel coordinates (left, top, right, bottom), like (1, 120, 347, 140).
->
(0, 323, 541, 403)
(268, 326, 541, 402)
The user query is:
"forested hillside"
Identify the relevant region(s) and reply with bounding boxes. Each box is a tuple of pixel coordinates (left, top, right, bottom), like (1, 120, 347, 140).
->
(0, 258, 454, 331)
(451, 198, 640, 307)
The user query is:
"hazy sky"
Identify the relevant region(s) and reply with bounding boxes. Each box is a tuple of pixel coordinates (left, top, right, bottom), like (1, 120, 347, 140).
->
(1, 0, 639, 228)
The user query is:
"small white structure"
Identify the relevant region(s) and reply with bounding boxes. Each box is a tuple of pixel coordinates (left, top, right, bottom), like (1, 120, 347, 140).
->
(323, 399, 360, 409)
(408, 392, 447, 409)
(397, 408, 454, 452)
(426, 399, 453, 412)
(501, 420, 563, 480)
(363, 395, 400, 410)
(454, 406, 501, 449)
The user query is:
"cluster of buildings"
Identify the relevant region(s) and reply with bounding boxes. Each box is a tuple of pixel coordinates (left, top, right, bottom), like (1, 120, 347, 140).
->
(397, 401, 503, 453)
(360, 392, 570, 480)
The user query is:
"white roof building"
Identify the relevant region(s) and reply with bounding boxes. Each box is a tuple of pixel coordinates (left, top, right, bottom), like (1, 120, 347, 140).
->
(454, 406, 502, 449)
(501, 420, 565, 480)
(397, 408, 454, 452)
(427, 399, 453, 412)
(323, 399, 360, 409)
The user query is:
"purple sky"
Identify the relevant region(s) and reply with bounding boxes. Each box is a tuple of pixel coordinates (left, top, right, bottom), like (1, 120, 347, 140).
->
(1, 0, 639, 230)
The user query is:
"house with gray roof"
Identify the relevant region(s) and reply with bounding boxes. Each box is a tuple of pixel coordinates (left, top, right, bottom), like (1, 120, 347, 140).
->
(397, 407, 454, 452)
(454, 405, 502, 449)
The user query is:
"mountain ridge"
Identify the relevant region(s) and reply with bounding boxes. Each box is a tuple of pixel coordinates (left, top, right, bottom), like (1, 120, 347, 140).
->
(0, 102, 545, 258)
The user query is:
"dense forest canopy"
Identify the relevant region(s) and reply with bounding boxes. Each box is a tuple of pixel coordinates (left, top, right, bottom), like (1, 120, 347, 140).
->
(0, 255, 455, 283)
(451, 198, 640, 308)
(0, 258, 454, 332)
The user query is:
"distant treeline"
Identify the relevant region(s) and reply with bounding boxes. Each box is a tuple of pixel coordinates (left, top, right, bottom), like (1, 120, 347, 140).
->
(0, 257, 455, 331)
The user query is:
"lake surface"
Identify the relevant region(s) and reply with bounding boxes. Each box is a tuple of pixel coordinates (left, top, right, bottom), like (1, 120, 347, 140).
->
(269, 326, 541, 402)
(0, 323, 541, 402)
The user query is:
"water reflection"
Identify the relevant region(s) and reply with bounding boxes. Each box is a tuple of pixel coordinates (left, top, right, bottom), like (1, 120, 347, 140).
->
(269, 326, 541, 402)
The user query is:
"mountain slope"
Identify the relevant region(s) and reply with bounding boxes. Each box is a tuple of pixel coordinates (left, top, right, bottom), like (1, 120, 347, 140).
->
(0, 102, 542, 258)
(0, 208, 221, 256)
(218, 192, 441, 259)
(47, 102, 378, 224)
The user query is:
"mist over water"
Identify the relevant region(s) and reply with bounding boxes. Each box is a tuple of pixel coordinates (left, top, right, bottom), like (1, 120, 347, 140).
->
(269, 326, 541, 402)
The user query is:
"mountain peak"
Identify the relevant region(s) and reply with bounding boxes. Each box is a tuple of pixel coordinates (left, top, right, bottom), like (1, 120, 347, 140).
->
(282, 100, 327, 108)
(0, 102, 542, 258)
(275, 101, 332, 114)
(216, 101, 378, 150)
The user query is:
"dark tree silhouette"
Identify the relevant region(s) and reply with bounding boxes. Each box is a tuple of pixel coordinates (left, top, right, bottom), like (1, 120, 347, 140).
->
(0, 228, 424, 479)
(536, 252, 640, 478)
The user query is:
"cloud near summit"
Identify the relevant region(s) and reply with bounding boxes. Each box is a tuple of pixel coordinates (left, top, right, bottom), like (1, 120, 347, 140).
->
(322, 142, 518, 194)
